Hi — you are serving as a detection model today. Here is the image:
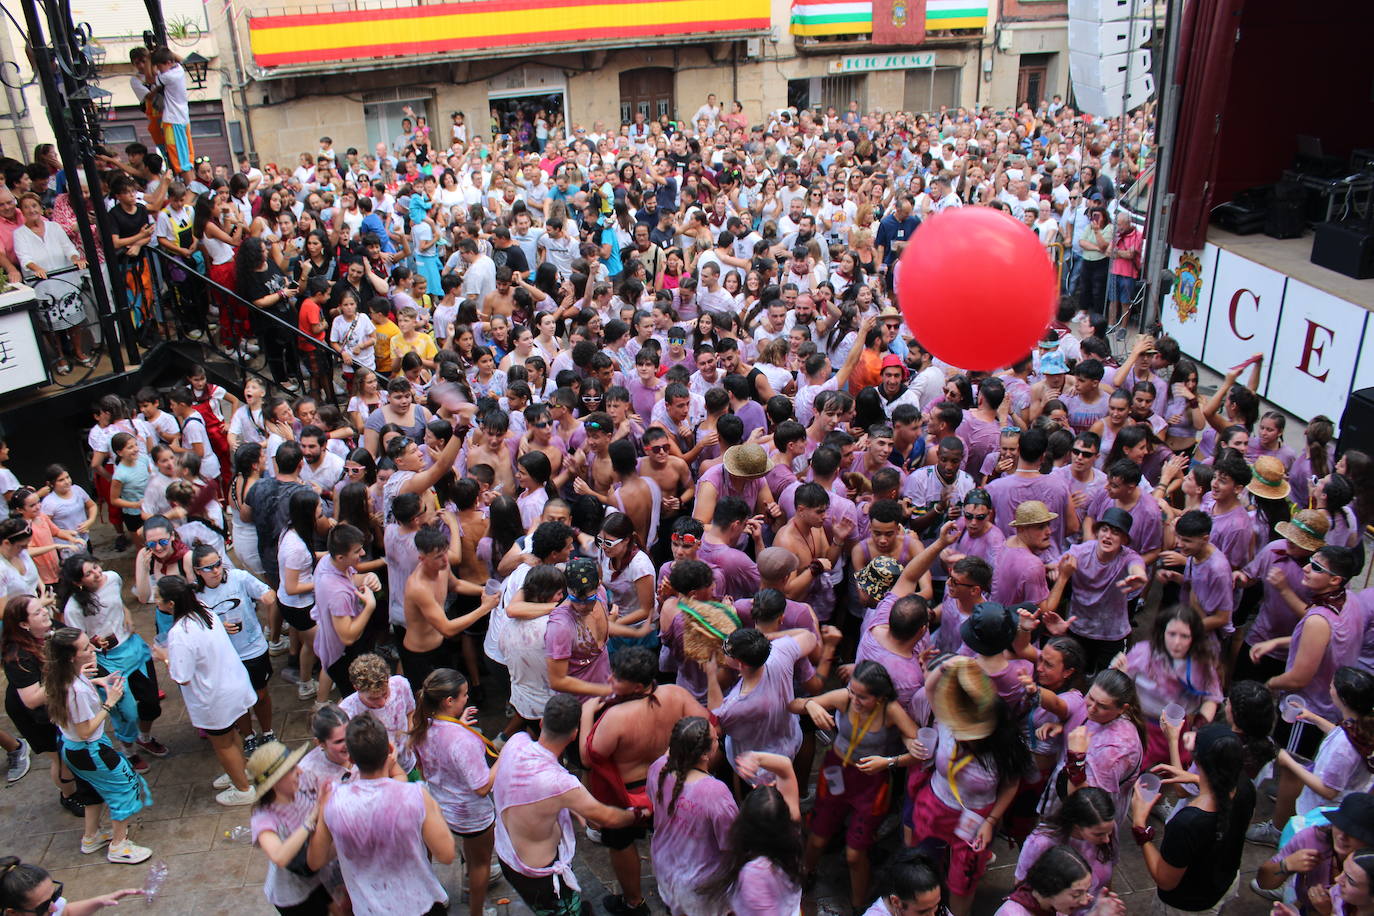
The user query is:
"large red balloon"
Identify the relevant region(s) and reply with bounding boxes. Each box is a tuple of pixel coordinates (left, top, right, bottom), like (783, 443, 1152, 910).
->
(896, 206, 1057, 371)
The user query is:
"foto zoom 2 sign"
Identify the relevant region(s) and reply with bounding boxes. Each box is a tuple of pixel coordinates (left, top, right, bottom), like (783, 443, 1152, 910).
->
(1162, 244, 1374, 426)
(828, 52, 937, 73)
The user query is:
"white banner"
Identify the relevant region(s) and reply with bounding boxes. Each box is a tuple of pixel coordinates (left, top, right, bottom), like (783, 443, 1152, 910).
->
(0, 292, 47, 396)
(1166, 244, 1374, 429)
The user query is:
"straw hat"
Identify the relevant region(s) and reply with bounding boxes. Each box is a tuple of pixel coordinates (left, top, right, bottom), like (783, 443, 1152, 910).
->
(1247, 456, 1291, 500)
(929, 656, 998, 741)
(1010, 500, 1058, 527)
(246, 740, 310, 802)
(677, 598, 741, 663)
(1276, 508, 1329, 553)
(722, 443, 770, 479)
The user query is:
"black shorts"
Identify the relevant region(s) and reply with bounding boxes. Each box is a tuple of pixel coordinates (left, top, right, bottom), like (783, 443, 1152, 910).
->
(499, 856, 585, 916)
(241, 651, 273, 691)
(447, 592, 488, 637)
(452, 818, 495, 839)
(204, 721, 239, 736)
(400, 641, 455, 696)
(597, 780, 650, 850)
(280, 602, 314, 632)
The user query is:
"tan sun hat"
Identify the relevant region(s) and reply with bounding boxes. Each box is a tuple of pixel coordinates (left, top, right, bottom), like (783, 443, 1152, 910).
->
(1248, 456, 1292, 500)
(1010, 500, 1058, 527)
(246, 740, 310, 802)
(722, 443, 770, 479)
(1276, 508, 1329, 553)
(929, 656, 998, 741)
(677, 598, 741, 663)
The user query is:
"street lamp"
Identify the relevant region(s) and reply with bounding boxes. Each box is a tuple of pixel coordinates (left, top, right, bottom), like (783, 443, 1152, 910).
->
(182, 51, 208, 90)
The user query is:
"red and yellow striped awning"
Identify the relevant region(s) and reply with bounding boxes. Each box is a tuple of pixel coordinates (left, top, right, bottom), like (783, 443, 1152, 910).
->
(248, 0, 770, 68)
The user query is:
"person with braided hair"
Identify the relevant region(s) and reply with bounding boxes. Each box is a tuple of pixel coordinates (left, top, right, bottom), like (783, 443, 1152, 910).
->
(644, 716, 738, 916)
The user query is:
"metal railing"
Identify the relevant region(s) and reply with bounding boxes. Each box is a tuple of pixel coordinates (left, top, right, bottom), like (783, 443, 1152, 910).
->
(139, 246, 342, 407)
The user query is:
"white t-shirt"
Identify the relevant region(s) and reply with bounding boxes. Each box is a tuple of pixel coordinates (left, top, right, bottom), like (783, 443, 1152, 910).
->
(301, 452, 345, 497)
(62, 570, 131, 644)
(42, 487, 91, 533)
(58, 676, 103, 742)
(0, 468, 18, 496)
(277, 530, 315, 608)
(136, 411, 180, 451)
(330, 313, 377, 371)
(0, 551, 39, 598)
(180, 414, 222, 480)
(167, 613, 258, 730)
(228, 405, 266, 446)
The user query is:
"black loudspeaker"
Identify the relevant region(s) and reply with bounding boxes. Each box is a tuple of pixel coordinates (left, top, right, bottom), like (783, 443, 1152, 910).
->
(1213, 201, 1268, 234)
(1265, 182, 1307, 239)
(1312, 221, 1374, 279)
(1338, 387, 1374, 456)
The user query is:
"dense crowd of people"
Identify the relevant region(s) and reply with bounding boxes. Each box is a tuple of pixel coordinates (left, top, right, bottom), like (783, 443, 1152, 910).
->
(0, 55, 1372, 916)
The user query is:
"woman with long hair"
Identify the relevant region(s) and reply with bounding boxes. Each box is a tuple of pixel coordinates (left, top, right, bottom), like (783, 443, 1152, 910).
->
(130, 514, 194, 638)
(515, 451, 556, 531)
(43, 626, 153, 863)
(246, 738, 331, 915)
(189, 543, 278, 753)
(645, 716, 738, 916)
(194, 188, 246, 352)
(279, 489, 326, 702)
(1337, 449, 1374, 533)
(1062, 668, 1144, 820)
(0, 517, 40, 600)
(1119, 605, 1222, 770)
(1016, 786, 1118, 905)
(997, 844, 1117, 916)
(0, 855, 143, 913)
(596, 511, 655, 651)
(362, 377, 431, 457)
(909, 656, 1032, 916)
(409, 667, 497, 916)
(2, 594, 88, 814)
(229, 443, 267, 578)
(153, 574, 257, 806)
(56, 553, 164, 768)
(8, 486, 79, 590)
(705, 753, 804, 915)
(347, 368, 386, 434)
(802, 660, 920, 909)
(1290, 414, 1335, 508)
(1131, 725, 1254, 913)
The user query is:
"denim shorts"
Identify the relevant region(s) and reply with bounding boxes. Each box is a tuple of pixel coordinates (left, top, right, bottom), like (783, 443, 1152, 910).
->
(1107, 272, 1139, 302)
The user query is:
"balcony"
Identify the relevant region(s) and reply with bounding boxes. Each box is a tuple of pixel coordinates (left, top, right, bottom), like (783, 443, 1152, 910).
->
(789, 0, 987, 44)
(245, 0, 770, 73)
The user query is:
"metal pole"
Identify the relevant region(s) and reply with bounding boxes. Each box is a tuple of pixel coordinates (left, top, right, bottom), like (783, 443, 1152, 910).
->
(19, 0, 132, 371)
(223, 0, 258, 158)
(1141, 0, 1184, 328)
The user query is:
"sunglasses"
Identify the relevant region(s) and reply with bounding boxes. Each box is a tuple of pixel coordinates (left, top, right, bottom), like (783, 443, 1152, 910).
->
(1071, 448, 1097, 458)
(671, 533, 700, 547)
(597, 536, 624, 550)
(668, 337, 686, 344)
(648, 444, 669, 454)
(195, 560, 223, 573)
(1309, 557, 1333, 576)
(947, 577, 977, 590)
(345, 465, 366, 474)
(962, 512, 989, 522)
(11, 879, 62, 914)
(146, 538, 171, 549)
(568, 592, 597, 603)
(532, 420, 551, 428)
(581, 395, 602, 403)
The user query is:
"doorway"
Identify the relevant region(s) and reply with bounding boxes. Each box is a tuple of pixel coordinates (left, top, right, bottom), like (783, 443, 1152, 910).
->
(619, 68, 675, 125)
(488, 92, 566, 151)
(364, 97, 431, 157)
(1017, 53, 1053, 109)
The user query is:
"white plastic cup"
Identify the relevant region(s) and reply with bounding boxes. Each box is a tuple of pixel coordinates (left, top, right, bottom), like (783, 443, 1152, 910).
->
(1137, 771, 1162, 803)
(1162, 703, 1186, 728)
(916, 727, 939, 761)
(1281, 694, 1308, 724)
(484, 578, 503, 596)
(823, 765, 845, 796)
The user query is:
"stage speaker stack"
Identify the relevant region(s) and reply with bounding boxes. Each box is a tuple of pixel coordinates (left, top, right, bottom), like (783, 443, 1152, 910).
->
(1311, 221, 1374, 279)
(1067, 0, 1155, 118)
(1338, 387, 1374, 457)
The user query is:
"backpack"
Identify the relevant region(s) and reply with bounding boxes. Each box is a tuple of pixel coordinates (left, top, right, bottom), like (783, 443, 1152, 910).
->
(187, 389, 231, 474)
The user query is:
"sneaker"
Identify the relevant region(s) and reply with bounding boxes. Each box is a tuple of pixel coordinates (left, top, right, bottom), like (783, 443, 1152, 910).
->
(1249, 878, 1284, 902)
(602, 894, 650, 916)
(244, 340, 261, 354)
(106, 839, 152, 865)
(298, 679, 318, 700)
(267, 637, 290, 656)
(243, 733, 258, 756)
(279, 666, 301, 684)
(489, 856, 502, 882)
(5, 738, 30, 782)
(187, 329, 205, 341)
(1246, 820, 1282, 847)
(59, 792, 85, 817)
(259, 730, 277, 746)
(127, 753, 149, 774)
(213, 773, 233, 789)
(80, 828, 113, 853)
(584, 827, 602, 844)
(136, 736, 169, 758)
(216, 786, 256, 806)
(113, 534, 130, 552)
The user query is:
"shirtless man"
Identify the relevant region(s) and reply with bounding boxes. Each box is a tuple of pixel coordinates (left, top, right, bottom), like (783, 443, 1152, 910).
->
(401, 525, 497, 693)
(464, 415, 518, 497)
(481, 266, 517, 321)
(494, 694, 640, 916)
(639, 426, 693, 556)
(579, 647, 708, 915)
(776, 482, 854, 619)
(383, 423, 462, 523)
(564, 412, 616, 496)
(577, 439, 655, 547)
(517, 404, 565, 478)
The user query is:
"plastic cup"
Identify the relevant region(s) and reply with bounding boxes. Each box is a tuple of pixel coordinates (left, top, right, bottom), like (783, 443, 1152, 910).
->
(1281, 695, 1308, 724)
(1137, 771, 1162, 803)
(916, 727, 939, 761)
(823, 765, 845, 795)
(1162, 703, 1186, 728)
(484, 578, 503, 596)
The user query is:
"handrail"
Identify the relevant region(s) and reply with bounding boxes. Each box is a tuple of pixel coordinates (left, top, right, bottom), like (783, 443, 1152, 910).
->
(142, 246, 342, 408)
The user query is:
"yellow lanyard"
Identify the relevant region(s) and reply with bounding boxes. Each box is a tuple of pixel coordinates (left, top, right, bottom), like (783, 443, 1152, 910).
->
(947, 752, 974, 809)
(839, 704, 882, 767)
(435, 714, 500, 757)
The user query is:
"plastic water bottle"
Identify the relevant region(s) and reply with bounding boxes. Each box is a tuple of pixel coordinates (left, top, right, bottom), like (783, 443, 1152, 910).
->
(142, 860, 169, 902)
(224, 825, 252, 843)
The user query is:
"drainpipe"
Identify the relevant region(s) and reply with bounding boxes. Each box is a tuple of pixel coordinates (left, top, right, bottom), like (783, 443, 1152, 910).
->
(223, 0, 257, 158)
(0, 26, 33, 154)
